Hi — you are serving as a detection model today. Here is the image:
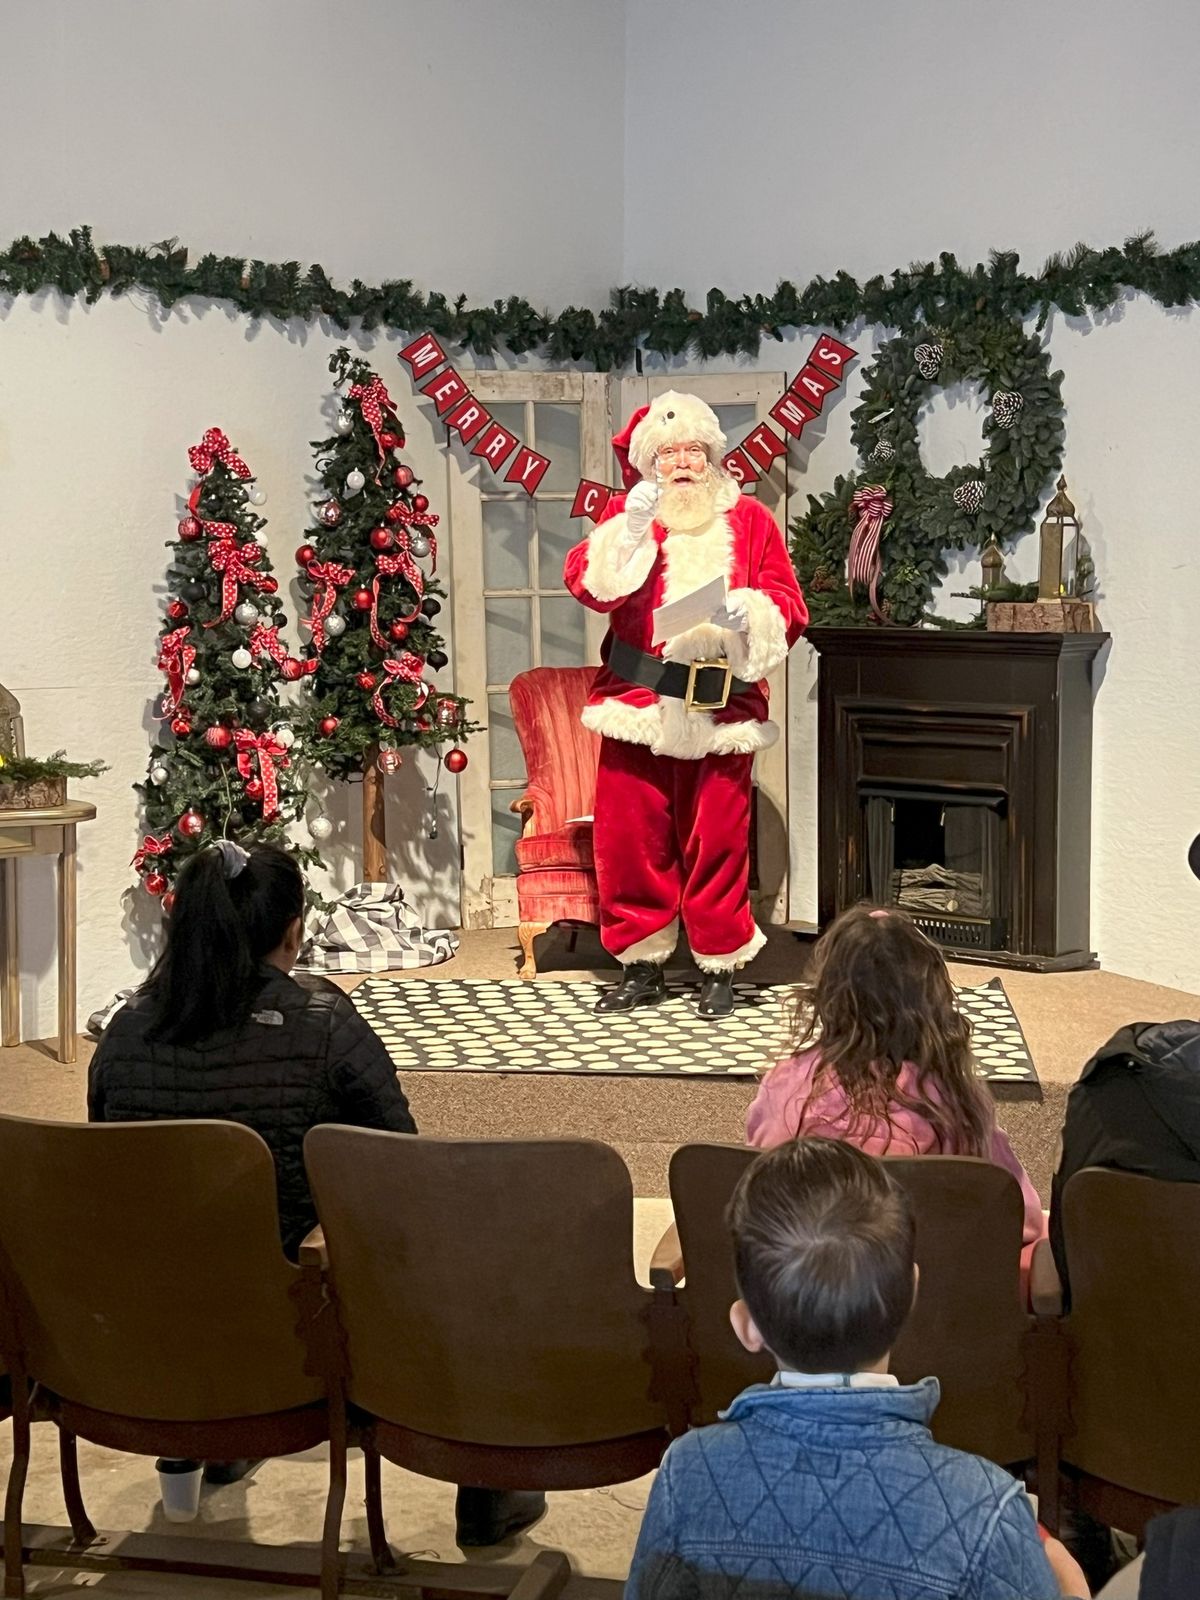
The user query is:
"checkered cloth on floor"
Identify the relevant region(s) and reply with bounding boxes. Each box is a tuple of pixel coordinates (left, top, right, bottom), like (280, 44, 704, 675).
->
(297, 881, 459, 974)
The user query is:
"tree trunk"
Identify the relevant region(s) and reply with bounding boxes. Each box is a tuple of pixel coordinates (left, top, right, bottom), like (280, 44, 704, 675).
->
(362, 748, 387, 882)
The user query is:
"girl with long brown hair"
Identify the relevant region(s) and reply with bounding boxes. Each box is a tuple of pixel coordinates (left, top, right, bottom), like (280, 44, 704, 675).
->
(746, 905, 1046, 1257)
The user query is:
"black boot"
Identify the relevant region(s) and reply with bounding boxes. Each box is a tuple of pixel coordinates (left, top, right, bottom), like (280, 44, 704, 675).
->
(455, 1487, 547, 1547)
(595, 960, 667, 1013)
(697, 971, 735, 1017)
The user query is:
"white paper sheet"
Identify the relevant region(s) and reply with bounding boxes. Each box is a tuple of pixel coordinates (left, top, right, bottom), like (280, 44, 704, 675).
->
(651, 575, 727, 645)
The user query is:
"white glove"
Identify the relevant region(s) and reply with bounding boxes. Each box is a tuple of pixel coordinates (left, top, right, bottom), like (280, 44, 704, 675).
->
(711, 602, 748, 634)
(622, 480, 660, 545)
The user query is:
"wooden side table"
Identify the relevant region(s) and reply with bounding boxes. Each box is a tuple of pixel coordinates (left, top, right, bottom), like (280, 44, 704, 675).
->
(0, 801, 97, 1063)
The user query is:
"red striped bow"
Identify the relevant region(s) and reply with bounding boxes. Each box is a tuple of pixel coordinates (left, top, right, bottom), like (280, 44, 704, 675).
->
(188, 427, 251, 479)
(847, 485, 893, 623)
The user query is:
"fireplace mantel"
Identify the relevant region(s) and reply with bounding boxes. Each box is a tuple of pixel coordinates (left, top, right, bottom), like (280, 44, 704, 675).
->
(807, 626, 1109, 971)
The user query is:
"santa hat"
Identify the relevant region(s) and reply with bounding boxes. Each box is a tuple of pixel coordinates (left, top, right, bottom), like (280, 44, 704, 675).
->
(612, 391, 727, 488)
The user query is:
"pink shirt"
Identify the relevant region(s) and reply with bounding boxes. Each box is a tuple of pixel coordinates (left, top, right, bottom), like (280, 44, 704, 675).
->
(745, 1047, 1046, 1249)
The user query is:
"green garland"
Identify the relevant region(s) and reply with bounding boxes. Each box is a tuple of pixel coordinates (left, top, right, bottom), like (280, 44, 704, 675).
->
(0, 750, 108, 781)
(791, 317, 1065, 626)
(2, 226, 1198, 368)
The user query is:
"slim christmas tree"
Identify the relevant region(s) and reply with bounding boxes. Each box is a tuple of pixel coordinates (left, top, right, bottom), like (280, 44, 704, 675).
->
(298, 348, 473, 878)
(133, 428, 319, 902)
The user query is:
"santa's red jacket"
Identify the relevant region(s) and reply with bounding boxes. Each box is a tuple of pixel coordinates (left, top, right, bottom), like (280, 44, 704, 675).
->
(563, 479, 808, 760)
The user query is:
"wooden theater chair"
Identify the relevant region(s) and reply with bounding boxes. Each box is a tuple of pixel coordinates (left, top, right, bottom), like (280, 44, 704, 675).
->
(652, 1143, 1043, 1470)
(303, 1129, 672, 1598)
(508, 666, 601, 977)
(1031, 1169, 1200, 1538)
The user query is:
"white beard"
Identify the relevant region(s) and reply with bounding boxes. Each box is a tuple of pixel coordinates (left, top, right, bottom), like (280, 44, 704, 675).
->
(658, 472, 719, 532)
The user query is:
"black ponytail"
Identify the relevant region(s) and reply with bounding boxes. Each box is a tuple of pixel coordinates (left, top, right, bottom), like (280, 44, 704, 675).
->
(141, 843, 306, 1045)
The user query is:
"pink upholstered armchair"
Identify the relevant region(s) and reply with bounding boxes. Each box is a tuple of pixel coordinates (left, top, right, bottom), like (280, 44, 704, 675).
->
(508, 666, 601, 977)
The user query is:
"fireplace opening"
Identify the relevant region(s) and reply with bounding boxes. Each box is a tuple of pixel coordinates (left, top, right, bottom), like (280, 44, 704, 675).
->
(862, 787, 1007, 953)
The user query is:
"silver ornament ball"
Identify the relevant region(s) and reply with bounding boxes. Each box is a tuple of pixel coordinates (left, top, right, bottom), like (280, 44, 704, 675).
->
(334, 410, 354, 436)
(310, 814, 334, 841)
(234, 601, 259, 626)
(185, 667, 201, 686)
(345, 469, 366, 496)
(410, 534, 431, 559)
(150, 764, 170, 786)
(324, 612, 346, 638)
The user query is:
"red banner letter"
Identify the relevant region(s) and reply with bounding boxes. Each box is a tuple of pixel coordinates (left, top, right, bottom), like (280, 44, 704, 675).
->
(570, 479, 614, 521)
(722, 448, 760, 487)
(790, 363, 840, 411)
(742, 424, 787, 471)
(504, 446, 552, 497)
(445, 396, 491, 443)
(419, 366, 469, 417)
(808, 333, 857, 382)
(471, 422, 520, 472)
(397, 332, 447, 378)
(770, 390, 818, 439)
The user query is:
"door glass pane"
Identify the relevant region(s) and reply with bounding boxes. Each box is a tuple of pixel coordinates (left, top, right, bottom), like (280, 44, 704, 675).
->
(714, 404, 758, 493)
(539, 594, 588, 669)
(488, 693, 524, 783)
(482, 404, 526, 494)
(491, 790, 521, 876)
(535, 498, 581, 589)
(482, 497, 531, 590)
(485, 596, 533, 684)
(533, 402, 581, 492)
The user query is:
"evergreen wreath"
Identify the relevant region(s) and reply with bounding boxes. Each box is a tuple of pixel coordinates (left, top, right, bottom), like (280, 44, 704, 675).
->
(791, 316, 1065, 626)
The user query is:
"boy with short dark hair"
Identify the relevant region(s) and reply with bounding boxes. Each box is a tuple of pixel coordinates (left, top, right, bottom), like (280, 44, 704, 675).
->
(626, 1139, 1087, 1600)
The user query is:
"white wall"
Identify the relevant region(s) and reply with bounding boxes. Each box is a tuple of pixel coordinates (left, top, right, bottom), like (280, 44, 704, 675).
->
(624, 0, 1200, 994)
(1, 0, 626, 1034)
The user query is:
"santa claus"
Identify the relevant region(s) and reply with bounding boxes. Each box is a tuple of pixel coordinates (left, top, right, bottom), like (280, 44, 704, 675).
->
(564, 391, 807, 1016)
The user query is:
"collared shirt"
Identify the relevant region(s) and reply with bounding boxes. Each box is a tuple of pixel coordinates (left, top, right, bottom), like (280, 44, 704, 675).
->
(772, 1368, 900, 1390)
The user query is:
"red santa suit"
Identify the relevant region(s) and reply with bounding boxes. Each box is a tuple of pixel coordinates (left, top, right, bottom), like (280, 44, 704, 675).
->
(564, 430, 807, 972)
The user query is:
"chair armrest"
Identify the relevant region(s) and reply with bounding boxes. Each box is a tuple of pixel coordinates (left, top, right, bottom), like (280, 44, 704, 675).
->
(298, 1223, 328, 1270)
(649, 1221, 684, 1291)
(1029, 1236, 1063, 1316)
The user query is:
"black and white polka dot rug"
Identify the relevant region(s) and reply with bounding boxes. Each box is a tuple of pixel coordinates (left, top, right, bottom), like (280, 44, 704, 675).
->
(352, 975, 1038, 1096)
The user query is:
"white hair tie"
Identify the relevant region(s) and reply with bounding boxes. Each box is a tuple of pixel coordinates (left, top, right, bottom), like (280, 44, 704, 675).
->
(213, 839, 251, 880)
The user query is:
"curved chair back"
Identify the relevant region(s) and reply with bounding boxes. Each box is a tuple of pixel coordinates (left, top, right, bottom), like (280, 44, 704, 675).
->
(509, 667, 599, 833)
(668, 1143, 1033, 1464)
(0, 1114, 322, 1422)
(305, 1128, 668, 1483)
(1061, 1169, 1200, 1518)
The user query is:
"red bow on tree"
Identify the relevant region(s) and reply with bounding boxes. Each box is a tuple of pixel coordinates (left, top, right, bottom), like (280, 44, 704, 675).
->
(304, 560, 355, 653)
(370, 653, 430, 727)
(131, 832, 173, 872)
(157, 626, 195, 719)
(369, 548, 424, 650)
(847, 485, 893, 623)
(348, 376, 395, 466)
(204, 537, 274, 626)
(188, 427, 252, 479)
(233, 729, 290, 821)
(248, 622, 287, 664)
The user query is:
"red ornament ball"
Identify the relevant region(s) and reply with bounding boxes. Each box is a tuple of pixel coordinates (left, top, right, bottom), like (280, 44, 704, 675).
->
(144, 871, 168, 896)
(204, 726, 233, 750)
(319, 715, 340, 736)
(355, 671, 377, 691)
(162, 891, 176, 915)
(369, 526, 393, 551)
(178, 516, 202, 542)
(388, 620, 409, 643)
(393, 465, 415, 489)
(378, 749, 402, 776)
(379, 431, 402, 451)
(259, 576, 278, 594)
(384, 503, 405, 524)
(352, 588, 374, 610)
(170, 716, 191, 737)
(244, 778, 265, 801)
(444, 748, 469, 774)
(166, 599, 189, 622)
(177, 808, 205, 840)
(296, 544, 316, 567)
(411, 493, 430, 513)
(281, 657, 305, 682)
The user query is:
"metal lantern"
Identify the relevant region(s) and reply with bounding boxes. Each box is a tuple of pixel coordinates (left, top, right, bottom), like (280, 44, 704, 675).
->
(0, 682, 24, 757)
(1038, 476, 1078, 601)
(980, 537, 1005, 594)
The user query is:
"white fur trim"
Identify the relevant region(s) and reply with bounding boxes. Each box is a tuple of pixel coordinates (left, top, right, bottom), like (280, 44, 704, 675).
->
(693, 923, 768, 973)
(661, 513, 733, 604)
(628, 391, 726, 478)
(619, 918, 680, 965)
(583, 698, 779, 759)
(722, 587, 790, 683)
(582, 513, 657, 603)
(662, 623, 728, 664)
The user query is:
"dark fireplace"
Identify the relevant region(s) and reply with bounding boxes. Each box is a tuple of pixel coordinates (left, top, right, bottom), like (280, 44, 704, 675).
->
(808, 627, 1108, 971)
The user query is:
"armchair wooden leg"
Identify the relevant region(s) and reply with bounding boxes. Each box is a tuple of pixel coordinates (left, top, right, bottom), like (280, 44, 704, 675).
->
(57, 1428, 96, 1545)
(363, 1437, 396, 1573)
(320, 1390, 349, 1600)
(4, 1373, 31, 1599)
(517, 922, 550, 979)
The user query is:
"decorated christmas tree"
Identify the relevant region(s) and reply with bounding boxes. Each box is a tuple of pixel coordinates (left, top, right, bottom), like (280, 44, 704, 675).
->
(297, 349, 473, 874)
(133, 428, 319, 902)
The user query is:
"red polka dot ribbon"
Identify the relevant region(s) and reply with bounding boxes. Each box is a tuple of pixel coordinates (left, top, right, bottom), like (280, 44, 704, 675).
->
(188, 428, 252, 480)
(204, 538, 274, 626)
(248, 623, 287, 664)
(348, 377, 395, 470)
(304, 560, 356, 653)
(233, 729, 290, 821)
(132, 832, 173, 872)
(370, 653, 430, 727)
(157, 626, 195, 719)
(369, 546, 424, 650)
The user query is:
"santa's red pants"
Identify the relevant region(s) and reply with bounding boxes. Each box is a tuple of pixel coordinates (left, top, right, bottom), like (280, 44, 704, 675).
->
(593, 736, 756, 965)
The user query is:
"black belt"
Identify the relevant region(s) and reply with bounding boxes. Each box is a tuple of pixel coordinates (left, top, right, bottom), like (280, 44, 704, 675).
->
(607, 638, 752, 712)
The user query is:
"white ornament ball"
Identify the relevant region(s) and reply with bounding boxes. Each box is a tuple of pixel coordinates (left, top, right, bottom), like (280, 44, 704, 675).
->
(234, 601, 259, 626)
(254, 530, 270, 547)
(324, 612, 346, 638)
(334, 410, 354, 436)
(345, 468, 366, 495)
(248, 485, 267, 506)
(185, 667, 201, 686)
(232, 647, 253, 669)
(274, 725, 296, 749)
(150, 764, 170, 786)
(310, 814, 334, 841)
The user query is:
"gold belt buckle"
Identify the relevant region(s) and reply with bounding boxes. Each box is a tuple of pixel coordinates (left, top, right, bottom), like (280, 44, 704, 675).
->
(684, 658, 733, 713)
